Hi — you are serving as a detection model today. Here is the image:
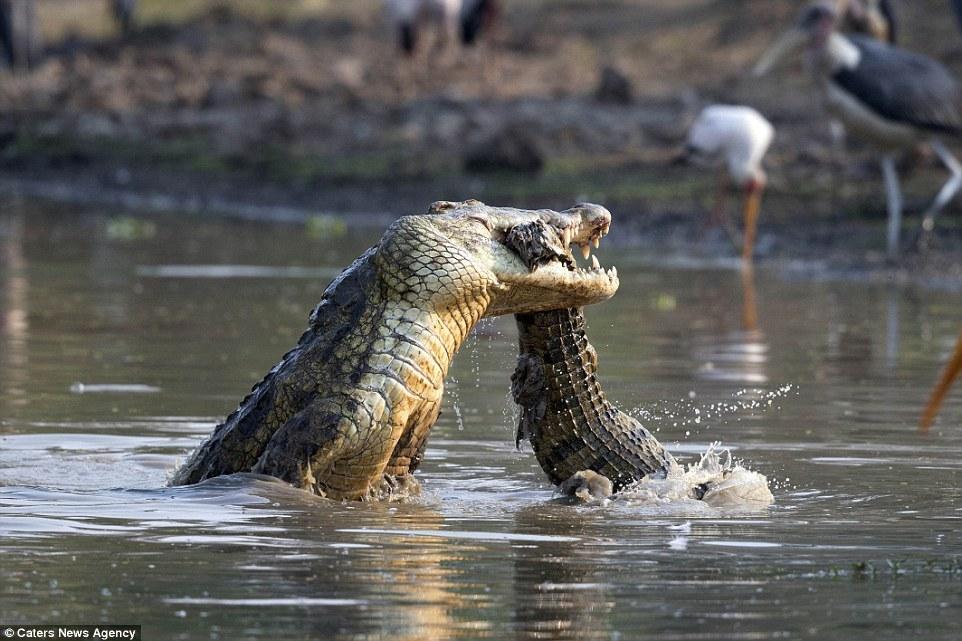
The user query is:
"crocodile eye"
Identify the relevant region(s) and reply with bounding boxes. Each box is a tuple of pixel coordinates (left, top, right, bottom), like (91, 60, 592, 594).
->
(465, 214, 493, 231)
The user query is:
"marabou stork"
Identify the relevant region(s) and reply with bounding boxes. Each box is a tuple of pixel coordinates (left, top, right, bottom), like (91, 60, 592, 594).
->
(839, 0, 897, 43)
(384, 0, 498, 55)
(755, 2, 962, 260)
(111, 0, 136, 36)
(461, 0, 499, 45)
(684, 105, 774, 264)
(920, 331, 962, 431)
(0, 0, 38, 70)
(0, 1, 14, 68)
(951, 0, 962, 35)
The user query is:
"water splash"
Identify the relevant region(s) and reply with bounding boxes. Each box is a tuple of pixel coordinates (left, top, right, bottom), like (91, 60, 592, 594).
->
(445, 376, 466, 432)
(630, 384, 797, 436)
(362, 474, 423, 502)
(616, 444, 773, 509)
(69, 382, 161, 394)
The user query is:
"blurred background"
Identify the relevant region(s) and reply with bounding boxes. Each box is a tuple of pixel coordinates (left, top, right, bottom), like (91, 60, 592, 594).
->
(0, 0, 960, 252)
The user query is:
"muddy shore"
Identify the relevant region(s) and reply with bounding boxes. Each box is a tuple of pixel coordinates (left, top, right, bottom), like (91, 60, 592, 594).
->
(1, 0, 962, 285)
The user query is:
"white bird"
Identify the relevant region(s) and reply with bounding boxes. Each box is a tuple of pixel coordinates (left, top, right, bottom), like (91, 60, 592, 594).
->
(755, 2, 962, 260)
(384, 0, 497, 55)
(684, 105, 774, 264)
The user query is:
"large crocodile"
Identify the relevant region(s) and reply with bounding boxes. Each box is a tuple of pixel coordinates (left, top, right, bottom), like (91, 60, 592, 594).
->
(171, 200, 618, 500)
(511, 307, 674, 496)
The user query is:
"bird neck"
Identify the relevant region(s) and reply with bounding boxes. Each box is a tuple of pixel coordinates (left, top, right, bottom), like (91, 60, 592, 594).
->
(809, 32, 861, 75)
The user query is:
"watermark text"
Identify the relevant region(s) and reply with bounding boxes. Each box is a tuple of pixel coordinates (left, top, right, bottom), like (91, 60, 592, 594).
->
(1, 626, 140, 640)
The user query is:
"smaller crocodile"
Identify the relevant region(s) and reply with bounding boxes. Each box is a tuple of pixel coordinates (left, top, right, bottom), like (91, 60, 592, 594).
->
(511, 307, 675, 495)
(512, 307, 775, 506)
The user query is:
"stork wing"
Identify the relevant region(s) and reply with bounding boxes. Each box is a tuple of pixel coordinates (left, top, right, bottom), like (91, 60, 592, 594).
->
(832, 36, 962, 136)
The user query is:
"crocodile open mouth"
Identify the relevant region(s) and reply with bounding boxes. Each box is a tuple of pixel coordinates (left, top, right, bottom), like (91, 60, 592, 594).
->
(555, 214, 617, 283)
(504, 214, 618, 286)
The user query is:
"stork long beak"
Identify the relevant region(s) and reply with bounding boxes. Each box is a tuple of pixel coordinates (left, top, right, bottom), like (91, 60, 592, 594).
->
(741, 182, 763, 264)
(753, 27, 807, 76)
(920, 331, 962, 432)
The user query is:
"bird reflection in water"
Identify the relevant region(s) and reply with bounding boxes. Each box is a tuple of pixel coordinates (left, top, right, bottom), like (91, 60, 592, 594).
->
(0, 210, 28, 407)
(693, 266, 768, 387)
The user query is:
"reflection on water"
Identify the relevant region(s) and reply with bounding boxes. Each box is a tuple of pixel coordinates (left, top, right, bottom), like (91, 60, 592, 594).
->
(690, 267, 768, 386)
(1, 201, 962, 639)
(741, 265, 759, 333)
(921, 330, 962, 432)
(0, 210, 28, 406)
(885, 286, 900, 370)
(511, 507, 615, 641)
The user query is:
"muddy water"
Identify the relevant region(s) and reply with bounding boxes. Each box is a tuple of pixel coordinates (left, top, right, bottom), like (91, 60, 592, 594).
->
(1, 203, 961, 640)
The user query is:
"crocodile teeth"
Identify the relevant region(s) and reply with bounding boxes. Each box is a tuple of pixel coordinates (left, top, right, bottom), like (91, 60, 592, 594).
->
(591, 255, 600, 271)
(580, 244, 591, 260)
(592, 236, 600, 249)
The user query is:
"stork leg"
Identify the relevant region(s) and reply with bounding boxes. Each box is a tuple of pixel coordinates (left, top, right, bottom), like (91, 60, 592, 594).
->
(710, 166, 728, 227)
(920, 330, 962, 432)
(709, 170, 742, 250)
(829, 120, 846, 221)
(881, 154, 902, 262)
(740, 263, 758, 332)
(918, 140, 962, 249)
(0, 1, 14, 68)
(741, 182, 763, 265)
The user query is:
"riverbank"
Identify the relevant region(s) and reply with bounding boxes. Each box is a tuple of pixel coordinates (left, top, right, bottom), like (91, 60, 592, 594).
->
(2, 0, 962, 283)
